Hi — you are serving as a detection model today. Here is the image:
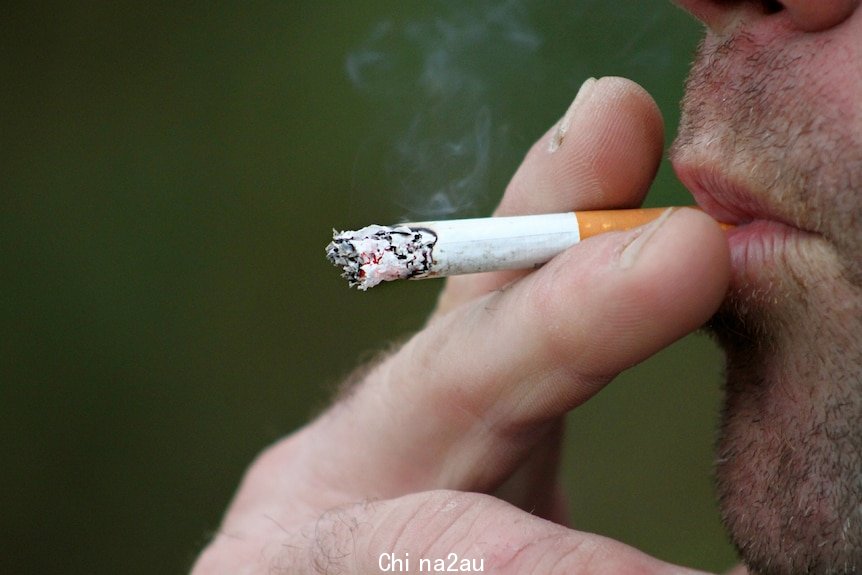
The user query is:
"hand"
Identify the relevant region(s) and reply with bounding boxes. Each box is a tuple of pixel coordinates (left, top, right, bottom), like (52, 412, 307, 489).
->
(192, 77, 731, 574)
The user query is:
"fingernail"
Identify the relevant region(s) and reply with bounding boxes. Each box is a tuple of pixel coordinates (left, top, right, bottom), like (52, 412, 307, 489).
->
(548, 77, 597, 153)
(618, 208, 676, 268)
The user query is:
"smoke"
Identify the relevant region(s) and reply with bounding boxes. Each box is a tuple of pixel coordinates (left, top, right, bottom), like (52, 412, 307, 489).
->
(343, 2, 691, 219)
(345, 0, 542, 219)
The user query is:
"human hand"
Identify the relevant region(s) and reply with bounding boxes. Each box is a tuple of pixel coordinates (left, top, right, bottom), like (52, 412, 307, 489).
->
(192, 77, 731, 574)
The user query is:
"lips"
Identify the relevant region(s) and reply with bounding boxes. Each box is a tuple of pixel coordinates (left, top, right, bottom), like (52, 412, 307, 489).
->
(673, 161, 820, 275)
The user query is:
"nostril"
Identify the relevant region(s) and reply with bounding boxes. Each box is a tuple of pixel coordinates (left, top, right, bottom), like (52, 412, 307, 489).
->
(761, 0, 785, 14)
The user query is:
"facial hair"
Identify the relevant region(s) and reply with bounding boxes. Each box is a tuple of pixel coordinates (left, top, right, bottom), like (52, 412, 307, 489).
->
(673, 25, 862, 575)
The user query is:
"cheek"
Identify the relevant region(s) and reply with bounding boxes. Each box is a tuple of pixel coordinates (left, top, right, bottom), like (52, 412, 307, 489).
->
(774, 43, 862, 280)
(804, 31, 862, 133)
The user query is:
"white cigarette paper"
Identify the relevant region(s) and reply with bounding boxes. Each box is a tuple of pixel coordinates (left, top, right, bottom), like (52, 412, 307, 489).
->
(327, 212, 582, 290)
(326, 208, 729, 290)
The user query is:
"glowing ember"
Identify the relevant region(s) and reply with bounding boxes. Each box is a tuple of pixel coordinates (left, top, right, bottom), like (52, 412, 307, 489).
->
(326, 225, 437, 290)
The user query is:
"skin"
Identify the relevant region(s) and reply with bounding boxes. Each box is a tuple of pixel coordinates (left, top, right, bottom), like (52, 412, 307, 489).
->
(672, 1, 862, 573)
(193, 1, 861, 573)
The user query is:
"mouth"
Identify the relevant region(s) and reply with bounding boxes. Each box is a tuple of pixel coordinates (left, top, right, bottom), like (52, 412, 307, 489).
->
(673, 162, 819, 274)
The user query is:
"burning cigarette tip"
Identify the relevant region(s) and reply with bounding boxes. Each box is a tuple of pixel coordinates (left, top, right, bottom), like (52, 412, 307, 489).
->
(326, 225, 437, 290)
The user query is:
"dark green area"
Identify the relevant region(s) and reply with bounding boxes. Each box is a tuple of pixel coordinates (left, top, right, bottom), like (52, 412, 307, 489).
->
(1, 2, 736, 573)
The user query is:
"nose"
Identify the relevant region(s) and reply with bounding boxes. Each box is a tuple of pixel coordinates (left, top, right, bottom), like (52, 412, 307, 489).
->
(674, 0, 860, 33)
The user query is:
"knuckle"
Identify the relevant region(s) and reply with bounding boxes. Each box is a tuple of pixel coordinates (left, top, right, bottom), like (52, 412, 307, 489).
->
(382, 490, 492, 549)
(511, 532, 645, 575)
(545, 536, 603, 575)
(301, 491, 494, 575)
(520, 259, 584, 371)
(305, 500, 379, 575)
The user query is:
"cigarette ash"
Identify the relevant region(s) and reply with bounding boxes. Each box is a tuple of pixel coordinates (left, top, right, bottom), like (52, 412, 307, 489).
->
(326, 225, 437, 290)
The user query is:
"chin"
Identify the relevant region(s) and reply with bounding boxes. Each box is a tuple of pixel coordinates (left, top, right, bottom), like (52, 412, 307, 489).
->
(707, 237, 862, 575)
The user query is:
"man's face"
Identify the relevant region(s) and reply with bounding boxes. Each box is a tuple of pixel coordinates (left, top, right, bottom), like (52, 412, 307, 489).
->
(670, 1, 862, 573)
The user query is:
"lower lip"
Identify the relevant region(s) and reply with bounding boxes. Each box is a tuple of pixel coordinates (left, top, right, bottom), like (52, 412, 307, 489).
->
(724, 219, 805, 271)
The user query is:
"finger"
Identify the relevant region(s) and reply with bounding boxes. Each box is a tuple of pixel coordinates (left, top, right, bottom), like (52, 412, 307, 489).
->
(283, 208, 729, 504)
(436, 76, 664, 314)
(439, 78, 663, 512)
(195, 490, 712, 575)
(499, 76, 664, 216)
(492, 418, 569, 524)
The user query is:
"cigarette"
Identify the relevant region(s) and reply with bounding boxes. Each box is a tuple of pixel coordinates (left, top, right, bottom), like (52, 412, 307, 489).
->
(326, 207, 732, 290)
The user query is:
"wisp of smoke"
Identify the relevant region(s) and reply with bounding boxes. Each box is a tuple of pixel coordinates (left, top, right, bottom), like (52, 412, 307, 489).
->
(345, 0, 542, 219)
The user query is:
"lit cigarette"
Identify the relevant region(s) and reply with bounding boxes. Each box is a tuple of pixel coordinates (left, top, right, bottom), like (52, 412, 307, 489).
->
(326, 207, 732, 290)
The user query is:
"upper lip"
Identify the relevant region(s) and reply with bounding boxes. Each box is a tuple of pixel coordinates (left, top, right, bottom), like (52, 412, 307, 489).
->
(674, 161, 810, 233)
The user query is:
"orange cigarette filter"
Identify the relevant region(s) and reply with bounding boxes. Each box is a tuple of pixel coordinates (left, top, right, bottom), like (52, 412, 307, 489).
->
(575, 207, 734, 239)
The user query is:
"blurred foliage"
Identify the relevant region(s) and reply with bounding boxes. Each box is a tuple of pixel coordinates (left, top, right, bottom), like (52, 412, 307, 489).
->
(0, 1, 736, 573)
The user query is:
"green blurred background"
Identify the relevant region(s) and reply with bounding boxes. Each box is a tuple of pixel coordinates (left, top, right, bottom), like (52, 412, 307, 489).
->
(1, 1, 738, 572)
